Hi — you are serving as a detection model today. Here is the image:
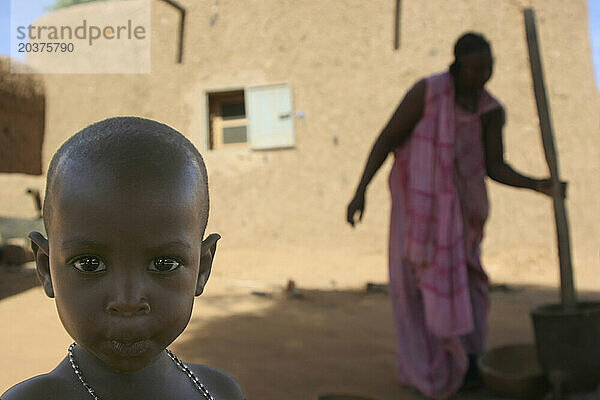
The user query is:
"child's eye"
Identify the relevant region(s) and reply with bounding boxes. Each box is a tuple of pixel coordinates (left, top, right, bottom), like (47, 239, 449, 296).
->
(149, 257, 182, 272)
(72, 256, 106, 273)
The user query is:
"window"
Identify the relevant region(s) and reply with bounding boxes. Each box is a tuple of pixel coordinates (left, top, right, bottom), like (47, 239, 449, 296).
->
(208, 90, 248, 150)
(208, 84, 295, 151)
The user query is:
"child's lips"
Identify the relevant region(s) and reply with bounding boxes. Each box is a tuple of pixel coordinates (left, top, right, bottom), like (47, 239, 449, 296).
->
(110, 338, 151, 357)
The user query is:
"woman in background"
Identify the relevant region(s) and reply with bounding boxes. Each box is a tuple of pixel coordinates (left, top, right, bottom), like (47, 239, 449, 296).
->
(347, 32, 560, 398)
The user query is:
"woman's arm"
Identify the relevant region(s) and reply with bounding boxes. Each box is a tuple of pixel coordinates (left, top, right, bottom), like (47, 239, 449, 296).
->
(347, 79, 426, 226)
(482, 108, 564, 196)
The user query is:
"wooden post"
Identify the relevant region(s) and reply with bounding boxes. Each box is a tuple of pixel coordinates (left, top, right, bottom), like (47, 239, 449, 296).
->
(524, 8, 577, 310)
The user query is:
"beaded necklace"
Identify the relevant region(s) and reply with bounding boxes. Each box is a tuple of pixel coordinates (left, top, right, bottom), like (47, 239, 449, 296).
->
(67, 343, 214, 400)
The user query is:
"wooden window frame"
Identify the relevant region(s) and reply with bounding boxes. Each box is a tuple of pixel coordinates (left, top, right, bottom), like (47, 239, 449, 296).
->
(208, 90, 248, 150)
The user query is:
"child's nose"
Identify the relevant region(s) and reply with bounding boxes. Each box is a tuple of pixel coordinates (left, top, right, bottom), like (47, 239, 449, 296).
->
(105, 272, 151, 316)
(106, 300, 151, 316)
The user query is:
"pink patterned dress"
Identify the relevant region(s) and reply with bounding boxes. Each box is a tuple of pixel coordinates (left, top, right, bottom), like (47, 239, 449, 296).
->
(387, 71, 501, 398)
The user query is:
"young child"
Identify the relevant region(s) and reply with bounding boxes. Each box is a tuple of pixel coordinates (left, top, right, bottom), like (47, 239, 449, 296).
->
(2, 117, 245, 400)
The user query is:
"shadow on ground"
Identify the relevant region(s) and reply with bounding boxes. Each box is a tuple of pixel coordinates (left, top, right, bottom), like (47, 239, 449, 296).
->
(172, 284, 599, 400)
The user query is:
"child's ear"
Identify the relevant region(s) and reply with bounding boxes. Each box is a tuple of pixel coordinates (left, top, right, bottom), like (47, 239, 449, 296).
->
(28, 231, 54, 298)
(195, 233, 220, 296)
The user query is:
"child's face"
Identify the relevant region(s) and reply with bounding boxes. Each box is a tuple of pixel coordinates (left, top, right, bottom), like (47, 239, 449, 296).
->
(34, 163, 213, 372)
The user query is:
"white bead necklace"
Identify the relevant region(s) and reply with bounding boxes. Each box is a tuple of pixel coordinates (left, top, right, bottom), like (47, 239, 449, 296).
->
(67, 343, 215, 400)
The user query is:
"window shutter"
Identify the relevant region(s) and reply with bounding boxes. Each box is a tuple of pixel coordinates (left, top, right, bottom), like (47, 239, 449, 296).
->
(246, 84, 295, 150)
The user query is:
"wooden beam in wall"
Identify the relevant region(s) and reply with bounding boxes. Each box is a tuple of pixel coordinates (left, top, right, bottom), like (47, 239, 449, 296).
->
(161, 0, 186, 63)
(394, 0, 401, 50)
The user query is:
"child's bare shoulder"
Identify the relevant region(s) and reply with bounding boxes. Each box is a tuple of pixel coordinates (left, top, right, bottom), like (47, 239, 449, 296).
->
(188, 363, 245, 400)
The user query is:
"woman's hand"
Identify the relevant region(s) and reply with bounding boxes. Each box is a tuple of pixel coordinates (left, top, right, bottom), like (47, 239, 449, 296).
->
(535, 178, 567, 198)
(347, 190, 366, 227)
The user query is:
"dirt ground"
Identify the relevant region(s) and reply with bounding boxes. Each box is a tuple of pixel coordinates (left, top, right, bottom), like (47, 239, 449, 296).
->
(1, 245, 599, 400)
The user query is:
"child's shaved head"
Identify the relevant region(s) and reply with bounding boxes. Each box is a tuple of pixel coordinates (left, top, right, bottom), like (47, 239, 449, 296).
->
(43, 117, 209, 232)
(0, 116, 245, 395)
(24, 117, 222, 374)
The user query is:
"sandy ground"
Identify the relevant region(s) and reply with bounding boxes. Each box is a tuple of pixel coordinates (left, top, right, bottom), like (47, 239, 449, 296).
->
(1, 245, 599, 400)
